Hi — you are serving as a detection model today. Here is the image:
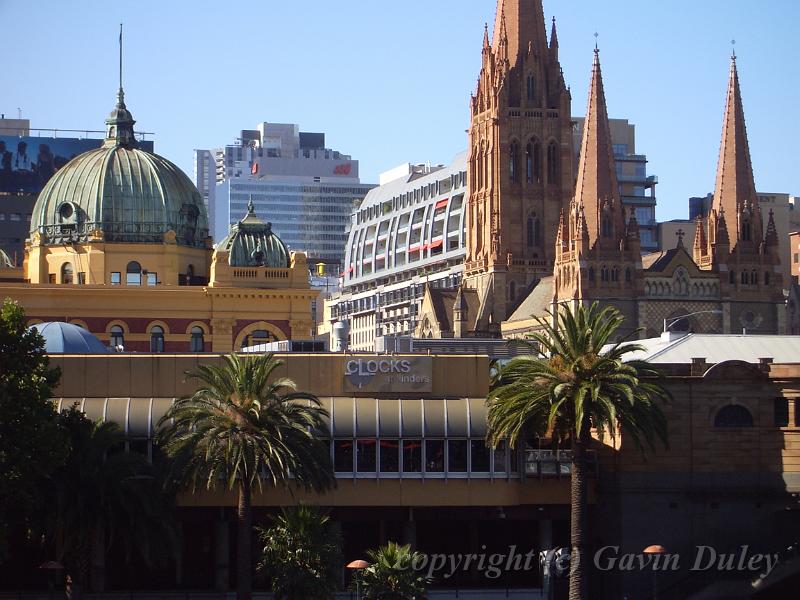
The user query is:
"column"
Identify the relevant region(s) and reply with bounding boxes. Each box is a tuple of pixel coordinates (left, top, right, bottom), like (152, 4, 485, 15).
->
(215, 518, 230, 591)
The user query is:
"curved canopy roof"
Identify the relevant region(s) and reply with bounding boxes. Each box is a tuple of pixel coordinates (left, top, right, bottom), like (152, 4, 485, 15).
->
(216, 199, 290, 268)
(29, 322, 110, 354)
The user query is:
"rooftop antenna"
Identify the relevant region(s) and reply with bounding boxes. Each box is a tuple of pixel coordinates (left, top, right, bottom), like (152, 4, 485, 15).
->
(731, 38, 736, 60)
(594, 32, 599, 51)
(17, 107, 21, 119)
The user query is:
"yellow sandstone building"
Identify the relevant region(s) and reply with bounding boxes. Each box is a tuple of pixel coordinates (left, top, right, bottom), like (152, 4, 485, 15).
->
(0, 84, 316, 351)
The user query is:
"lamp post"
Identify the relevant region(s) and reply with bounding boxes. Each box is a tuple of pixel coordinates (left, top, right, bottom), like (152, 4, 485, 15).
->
(346, 559, 370, 600)
(663, 310, 723, 333)
(643, 545, 667, 600)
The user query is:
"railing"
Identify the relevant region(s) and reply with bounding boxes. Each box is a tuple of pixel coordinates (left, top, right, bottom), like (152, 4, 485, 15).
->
(0, 589, 546, 600)
(524, 449, 598, 477)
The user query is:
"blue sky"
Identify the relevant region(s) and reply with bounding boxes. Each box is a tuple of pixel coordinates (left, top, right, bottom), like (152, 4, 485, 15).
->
(1, 0, 798, 222)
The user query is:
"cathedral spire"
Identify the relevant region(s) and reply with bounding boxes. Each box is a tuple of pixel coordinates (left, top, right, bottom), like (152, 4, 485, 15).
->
(550, 16, 559, 55)
(712, 53, 759, 248)
(492, 0, 548, 66)
(573, 48, 623, 248)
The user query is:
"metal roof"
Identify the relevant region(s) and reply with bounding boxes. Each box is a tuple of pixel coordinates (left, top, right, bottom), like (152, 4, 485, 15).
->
(618, 333, 800, 364)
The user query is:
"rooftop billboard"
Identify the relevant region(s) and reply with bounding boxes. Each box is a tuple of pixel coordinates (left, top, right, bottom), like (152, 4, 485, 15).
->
(0, 135, 154, 194)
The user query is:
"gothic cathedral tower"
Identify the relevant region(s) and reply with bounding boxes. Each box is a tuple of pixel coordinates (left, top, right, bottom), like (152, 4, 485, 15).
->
(552, 48, 643, 333)
(465, 0, 573, 332)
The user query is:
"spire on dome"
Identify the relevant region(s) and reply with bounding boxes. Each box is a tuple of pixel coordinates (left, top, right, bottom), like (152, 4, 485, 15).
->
(712, 52, 759, 248)
(103, 23, 137, 148)
(572, 47, 623, 248)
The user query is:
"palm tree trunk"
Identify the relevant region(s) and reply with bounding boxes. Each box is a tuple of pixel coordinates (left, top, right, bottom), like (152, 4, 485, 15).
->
(568, 433, 590, 600)
(237, 478, 253, 600)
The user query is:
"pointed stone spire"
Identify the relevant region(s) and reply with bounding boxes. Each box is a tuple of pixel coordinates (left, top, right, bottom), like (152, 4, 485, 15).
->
(693, 216, 708, 258)
(550, 16, 559, 55)
(492, 0, 548, 66)
(483, 23, 491, 53)
(556, 209, 567, 250)
(573, 48, 623, 248)
(712, 53, 759, 248)
(765, 208, 779, 248)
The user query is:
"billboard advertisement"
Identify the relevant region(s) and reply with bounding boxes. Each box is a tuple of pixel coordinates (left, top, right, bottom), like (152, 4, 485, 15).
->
(0, 135, 154, 194)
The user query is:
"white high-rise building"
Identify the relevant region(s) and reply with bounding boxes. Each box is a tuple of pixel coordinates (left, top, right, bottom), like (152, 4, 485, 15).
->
(195, 123, 375, 270)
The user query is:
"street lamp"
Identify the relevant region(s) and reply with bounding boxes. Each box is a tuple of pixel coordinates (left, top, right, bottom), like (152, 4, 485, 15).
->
(643, 545, 667, 600)
(346, 559, 370, 600)
(663, 310, 722, 333)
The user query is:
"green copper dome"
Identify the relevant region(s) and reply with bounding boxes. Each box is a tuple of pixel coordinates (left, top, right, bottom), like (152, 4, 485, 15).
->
(30, 89, 208, 247)
(217, 200, 290, 268)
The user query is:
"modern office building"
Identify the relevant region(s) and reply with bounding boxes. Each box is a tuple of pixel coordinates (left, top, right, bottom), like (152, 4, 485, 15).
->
(573, 117, 658, 251)
(197, 123, 375, 270)
(193, 149, 215, 214)
(323, 156, 468, 350)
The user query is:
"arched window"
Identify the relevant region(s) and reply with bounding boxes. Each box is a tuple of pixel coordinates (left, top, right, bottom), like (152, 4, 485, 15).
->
(741, 271, 747, 285)
(588, 267, 595, 282)
(526, 73, 536, 104)
(714, 405, 754, 428)
(110, 325, 124, 349)
(602, 215, 613, 238)
(729, 270, 736, 284)
(742, 220, 752, 242)
(526, 143, 533, 183)
(510, 142, 519, 183)
(61, 262, 73, 285)
(150, 326, 165, 353)
(625, 268, 632, 283)
(190, 326, 205, 352)
(612, 267, 619, 282)
(526, 215, 541, 248)
(600, 266, 609, 282)
(765, 272, 771, 286)
(126, 261, 142, 286)
(751, 270, 758, 285)
(243, 329, 274, 350)
(547, 142, 559, 185)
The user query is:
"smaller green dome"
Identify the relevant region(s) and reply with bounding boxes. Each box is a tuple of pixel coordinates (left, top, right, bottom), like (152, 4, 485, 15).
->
(217, 200, 290, 268)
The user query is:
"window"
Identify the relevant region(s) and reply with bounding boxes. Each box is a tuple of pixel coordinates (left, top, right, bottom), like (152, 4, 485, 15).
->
(190, 326, 205, 352)
(111, 272, 121, 285)
(796, 400, 800, 427)
(774, 398, 789, 427)
(751, 271, 758, 285)
(714, 405, 754, 428)
(741, 272, 747, 285)
(447, 440, 468, 472)
(126, 261, 142, 286)
(470, 440, 491, 472)
(110, 325, 124, 348)
(60, 262, 73, 285)
(492, 440, 508, 473)
(765, 272, 771, 286)
(625, 268, 632, 283)
(10, 213, 21, 221)
(150, 326, 165, 353)
(729, 270, 736, 284)
(547, 142, 559, 184)
(334, 440, 354, 472)
(48, 274, 56, 284)
(794, 253, 799, 264)
(425, 439, 445, 472)
(509, 142, 519, 183)
(147, 272, 157, 286)
(380, 440, 399, 473)
(77, 272, 86, 285)
(526, 73, 536, 103)
(527, 215, 541, 247)
(602, 215, 613, 238)
(742, 220, 752, 242)
(243, 329, 274, 349)
(402, 439, 422, 472)
(357, 439, 377, 472)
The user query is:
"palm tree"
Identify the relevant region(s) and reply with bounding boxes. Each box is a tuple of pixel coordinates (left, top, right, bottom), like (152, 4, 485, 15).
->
(487, 303, 669, 600)
(360, 541, 431, 600)
(156, 353, 335, 600)
(258, 505, 342, 600)
(49, 407, 174, 600)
